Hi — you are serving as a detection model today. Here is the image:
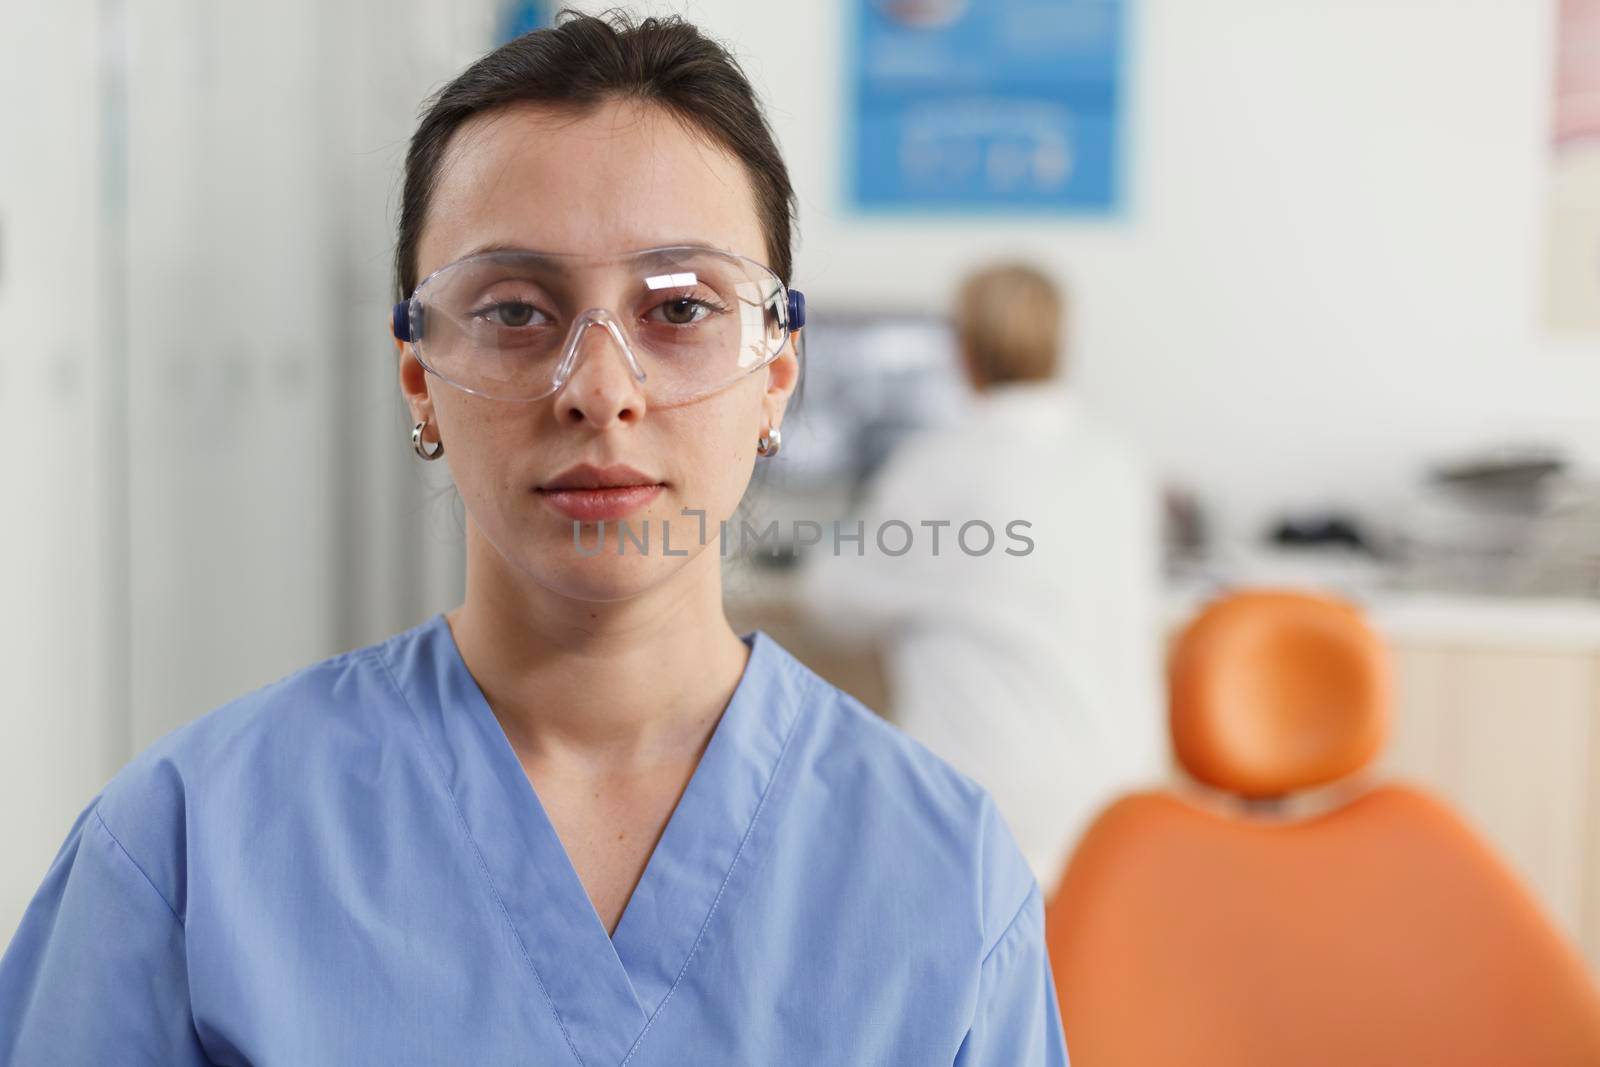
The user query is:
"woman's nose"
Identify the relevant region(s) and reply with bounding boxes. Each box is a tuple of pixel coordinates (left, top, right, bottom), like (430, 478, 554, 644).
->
(554, 320, 648, 428)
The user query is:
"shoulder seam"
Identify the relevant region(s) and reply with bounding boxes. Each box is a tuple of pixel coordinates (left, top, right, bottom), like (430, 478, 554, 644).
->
(981, 880, 1041, 970)
(92, 807, 184, 927)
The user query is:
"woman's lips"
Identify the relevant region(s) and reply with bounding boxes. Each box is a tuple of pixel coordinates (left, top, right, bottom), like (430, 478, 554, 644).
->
(536, 484, 664, 523)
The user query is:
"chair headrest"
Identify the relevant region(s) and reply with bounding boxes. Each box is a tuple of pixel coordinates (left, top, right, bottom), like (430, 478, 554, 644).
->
(1168, 589, 1390, 798)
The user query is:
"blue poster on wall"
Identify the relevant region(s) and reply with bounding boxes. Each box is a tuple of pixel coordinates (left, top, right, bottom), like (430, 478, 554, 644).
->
(497, 0, 550, 44)
(849, 0, 1126, 214)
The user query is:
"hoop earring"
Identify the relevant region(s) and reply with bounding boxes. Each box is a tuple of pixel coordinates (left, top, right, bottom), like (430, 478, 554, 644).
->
(756, 426, 781, 458)
(412, 420, 444, 461)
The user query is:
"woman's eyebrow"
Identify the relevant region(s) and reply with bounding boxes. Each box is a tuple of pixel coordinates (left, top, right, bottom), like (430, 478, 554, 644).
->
(460, 240, 545, 259)
(455, 240, 738, 262)
(629, 244, 741, 272)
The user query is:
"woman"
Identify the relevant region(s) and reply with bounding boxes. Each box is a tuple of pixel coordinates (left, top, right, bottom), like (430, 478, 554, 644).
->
(801, 263, 1165, 895)
(0, 13, 1068, 1065)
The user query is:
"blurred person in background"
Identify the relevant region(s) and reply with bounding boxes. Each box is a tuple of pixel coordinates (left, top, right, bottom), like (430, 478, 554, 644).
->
(801, 262, 1166, 894)
(0, 14, 1066, 1065)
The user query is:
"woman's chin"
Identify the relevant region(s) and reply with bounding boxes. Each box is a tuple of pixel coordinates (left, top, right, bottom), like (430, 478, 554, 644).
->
(535, 548, 700, 604)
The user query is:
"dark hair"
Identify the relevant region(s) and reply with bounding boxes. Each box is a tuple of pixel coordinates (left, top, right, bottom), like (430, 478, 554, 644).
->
(394, 9, 797, 300)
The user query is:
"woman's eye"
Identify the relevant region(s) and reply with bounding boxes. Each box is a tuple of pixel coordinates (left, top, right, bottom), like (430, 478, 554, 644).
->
(491, 301, 539, 327)
(468, 299, 546, 328)
(653, 297, 713, 326)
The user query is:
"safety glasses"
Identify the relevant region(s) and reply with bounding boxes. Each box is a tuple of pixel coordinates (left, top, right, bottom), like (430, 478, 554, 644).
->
(393, 244, 805, 406)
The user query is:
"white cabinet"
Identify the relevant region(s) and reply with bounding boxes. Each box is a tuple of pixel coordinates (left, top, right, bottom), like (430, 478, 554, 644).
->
(0, 0, 121, 941)
(0, 0, 494, 941)
(1383, 640, 1600, 970)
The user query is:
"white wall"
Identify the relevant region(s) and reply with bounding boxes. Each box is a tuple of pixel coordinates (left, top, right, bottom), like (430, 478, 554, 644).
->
(667, 0, 1600, 543)
(0, 0, 121, 940)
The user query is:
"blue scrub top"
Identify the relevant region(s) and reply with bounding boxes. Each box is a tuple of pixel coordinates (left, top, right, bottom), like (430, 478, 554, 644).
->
(1, 615, 1069, 1065)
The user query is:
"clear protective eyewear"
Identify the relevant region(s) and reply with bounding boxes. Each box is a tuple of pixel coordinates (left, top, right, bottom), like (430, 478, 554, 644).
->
(392, 244, 806, 406)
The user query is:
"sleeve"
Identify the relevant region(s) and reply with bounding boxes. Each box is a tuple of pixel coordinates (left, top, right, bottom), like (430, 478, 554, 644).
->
(0, 803, 211, 1066)
(953, 883, 1072, 1066)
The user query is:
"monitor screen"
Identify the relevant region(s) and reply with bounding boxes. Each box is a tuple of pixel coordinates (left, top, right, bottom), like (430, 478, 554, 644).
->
(771, 311, 970, 494)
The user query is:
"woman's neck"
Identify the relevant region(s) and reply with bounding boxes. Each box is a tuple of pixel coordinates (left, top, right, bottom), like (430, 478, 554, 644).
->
(444, 522, 750, 773)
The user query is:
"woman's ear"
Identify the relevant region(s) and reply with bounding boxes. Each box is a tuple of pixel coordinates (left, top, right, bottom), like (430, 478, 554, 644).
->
(396, 336, 433, 425)
(762, 328, 802, 430)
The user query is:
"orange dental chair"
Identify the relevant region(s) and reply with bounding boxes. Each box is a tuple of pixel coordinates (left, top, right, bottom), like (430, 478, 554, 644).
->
(1045, 589, 1600, 1066)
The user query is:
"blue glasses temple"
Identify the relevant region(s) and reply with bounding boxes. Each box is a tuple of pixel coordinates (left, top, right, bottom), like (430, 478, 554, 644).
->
(392, 289, 806, 344)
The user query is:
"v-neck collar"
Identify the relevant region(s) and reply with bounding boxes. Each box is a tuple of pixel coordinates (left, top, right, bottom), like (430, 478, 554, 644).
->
(384, 613, 808, 1066)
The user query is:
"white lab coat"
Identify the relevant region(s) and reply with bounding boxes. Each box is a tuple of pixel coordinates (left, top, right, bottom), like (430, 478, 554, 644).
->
(799, 379, 1167, 893)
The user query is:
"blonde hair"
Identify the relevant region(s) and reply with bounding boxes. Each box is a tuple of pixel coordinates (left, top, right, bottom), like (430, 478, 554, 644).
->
(953, 262, 1064, 386)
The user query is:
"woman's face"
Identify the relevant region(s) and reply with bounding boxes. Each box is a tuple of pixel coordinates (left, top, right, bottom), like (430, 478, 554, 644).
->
(399, 99, 798, 604)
